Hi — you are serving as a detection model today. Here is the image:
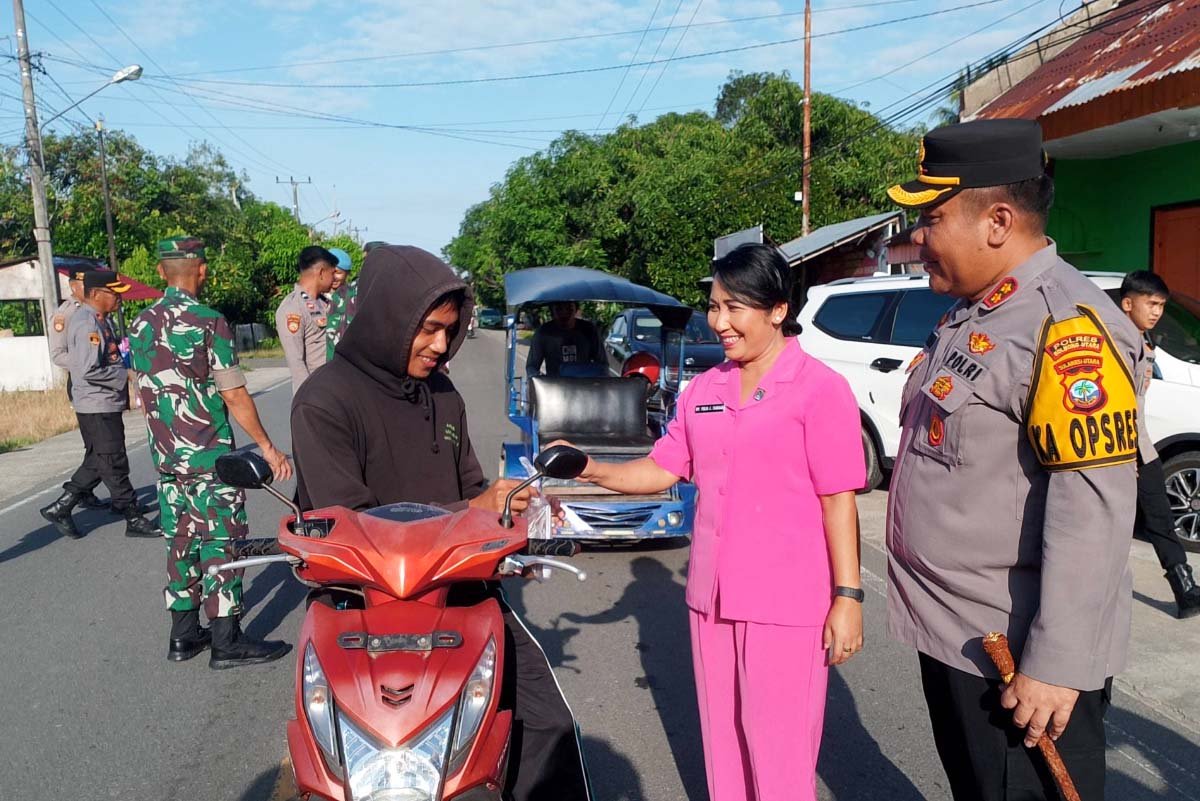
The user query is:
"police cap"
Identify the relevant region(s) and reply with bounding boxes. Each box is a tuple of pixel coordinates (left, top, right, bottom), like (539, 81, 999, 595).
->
(82, 270, 131, 294)
(887, 118, 1047, 209)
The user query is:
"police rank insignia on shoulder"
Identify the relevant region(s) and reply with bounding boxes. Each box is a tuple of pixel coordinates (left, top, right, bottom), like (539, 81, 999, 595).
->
(982, 277, 1018, 310)
(1025, 305, 1138, 472)
(52, 315, 65, 333)
(286, 313, 301, 334)
(906, 351, 927, 374)
(88, 332, 101, 346)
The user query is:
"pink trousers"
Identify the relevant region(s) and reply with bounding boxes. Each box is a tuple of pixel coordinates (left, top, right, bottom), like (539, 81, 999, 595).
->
(689, 607, 829, 801)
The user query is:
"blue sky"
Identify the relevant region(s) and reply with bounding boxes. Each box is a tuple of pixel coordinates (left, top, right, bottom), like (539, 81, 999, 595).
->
(4, 0, 1072, 257)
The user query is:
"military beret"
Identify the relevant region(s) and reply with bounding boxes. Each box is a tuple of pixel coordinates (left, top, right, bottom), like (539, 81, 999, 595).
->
(327, 247, 353, 272)
(158, 236, 207, 261)
(83, 270, 130, 293)
(888, 118, 1048, 209)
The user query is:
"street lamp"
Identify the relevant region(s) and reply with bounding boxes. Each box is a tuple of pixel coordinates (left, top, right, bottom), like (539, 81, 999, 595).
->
(38, 64, 143, 131)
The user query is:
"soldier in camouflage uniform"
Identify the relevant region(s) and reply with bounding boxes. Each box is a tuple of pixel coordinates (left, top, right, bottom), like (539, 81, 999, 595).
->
(324, 247, 357, 361)
(129, 236, 293, 669)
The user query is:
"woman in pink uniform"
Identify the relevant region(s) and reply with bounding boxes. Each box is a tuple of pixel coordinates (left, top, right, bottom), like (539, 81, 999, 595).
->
(556, 244, 865, 800)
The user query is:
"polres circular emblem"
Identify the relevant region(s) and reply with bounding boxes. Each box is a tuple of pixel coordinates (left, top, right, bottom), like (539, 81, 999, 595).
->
(1067, 378, 1104, 412)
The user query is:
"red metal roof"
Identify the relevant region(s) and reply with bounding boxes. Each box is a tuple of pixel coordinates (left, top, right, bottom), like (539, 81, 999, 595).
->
(971, 0, 1200, 121)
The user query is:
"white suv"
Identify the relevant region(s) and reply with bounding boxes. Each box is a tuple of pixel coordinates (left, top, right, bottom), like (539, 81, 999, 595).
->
(798, 272, 1200, 551)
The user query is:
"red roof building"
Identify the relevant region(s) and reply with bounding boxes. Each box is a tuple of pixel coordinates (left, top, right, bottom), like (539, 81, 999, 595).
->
(962, 0, 1200, 293)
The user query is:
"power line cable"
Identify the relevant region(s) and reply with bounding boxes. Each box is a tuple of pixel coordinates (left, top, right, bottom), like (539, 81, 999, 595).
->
(129, 0, 935, 79)
(615, 0, 684, 126)
(144, 0, 1009, 90)
(38, 1, 285, 180)
(86, 0, 297, 177)
(635, 0, 705, 119)
(594, 0, 663, 133)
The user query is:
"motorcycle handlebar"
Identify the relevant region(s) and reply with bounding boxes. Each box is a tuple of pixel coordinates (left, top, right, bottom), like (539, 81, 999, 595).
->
(524, 538, 582, 558)
(230, 538, 282, 559)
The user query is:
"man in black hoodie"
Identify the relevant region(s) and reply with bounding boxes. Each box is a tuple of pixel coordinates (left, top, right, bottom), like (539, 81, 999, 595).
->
(291, 245, 590, 801)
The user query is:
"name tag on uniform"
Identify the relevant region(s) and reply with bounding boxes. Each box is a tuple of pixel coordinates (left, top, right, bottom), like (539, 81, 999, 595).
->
(694, 403, 726, 414)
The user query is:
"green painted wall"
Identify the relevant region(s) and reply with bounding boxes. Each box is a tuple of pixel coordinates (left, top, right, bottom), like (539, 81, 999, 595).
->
(1047, 139, 1200, 272)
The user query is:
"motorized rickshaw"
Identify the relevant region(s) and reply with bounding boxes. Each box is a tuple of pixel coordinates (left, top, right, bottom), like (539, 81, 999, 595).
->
(501, 266, 697, 542)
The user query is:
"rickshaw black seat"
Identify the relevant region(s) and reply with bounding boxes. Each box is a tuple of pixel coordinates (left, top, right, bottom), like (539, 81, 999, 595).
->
(529, 376, 653, 452)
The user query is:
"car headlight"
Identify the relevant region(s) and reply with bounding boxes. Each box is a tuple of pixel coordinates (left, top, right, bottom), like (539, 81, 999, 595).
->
(339, 706, 454, 801)
(450, 637, 497, 769)
(303, 642, 339, 766)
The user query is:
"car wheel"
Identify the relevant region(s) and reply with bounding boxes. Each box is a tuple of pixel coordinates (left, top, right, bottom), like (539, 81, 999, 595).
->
(860, 427, 883, 493)
(1163, 452, 1200, 553)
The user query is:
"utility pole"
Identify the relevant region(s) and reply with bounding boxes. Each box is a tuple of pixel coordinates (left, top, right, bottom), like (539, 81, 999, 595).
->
(347, 221, 367, 242)
(276, 175, 311, 221)
(96, 116, 117, 272)
(13, 0, 62, 355)
(801, 0, 812, 237)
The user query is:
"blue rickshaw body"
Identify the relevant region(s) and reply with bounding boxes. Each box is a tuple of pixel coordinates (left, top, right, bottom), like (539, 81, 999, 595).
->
(502, 267, 697, 542)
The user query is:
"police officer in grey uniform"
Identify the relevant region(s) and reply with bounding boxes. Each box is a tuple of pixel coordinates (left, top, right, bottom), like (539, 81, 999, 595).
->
(885, 119, 1143, 801)
(39, 271, 160, 540)
(48, 267, 107, 510)
(274, 245, 335, 392)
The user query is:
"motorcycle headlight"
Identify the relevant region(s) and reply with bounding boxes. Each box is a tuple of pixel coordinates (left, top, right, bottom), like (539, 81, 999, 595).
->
(339, 706, 454, 801)
(450, 637, 497, 769)
(303, 642, 339, 765)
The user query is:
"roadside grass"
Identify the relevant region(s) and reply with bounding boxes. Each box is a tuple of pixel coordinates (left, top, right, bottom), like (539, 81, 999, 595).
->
(240, 346, 284, 359)
(0, 389, 77, 454)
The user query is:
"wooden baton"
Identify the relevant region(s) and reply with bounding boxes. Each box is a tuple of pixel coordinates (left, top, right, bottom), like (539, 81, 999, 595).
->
(982, 632, 1082, 801)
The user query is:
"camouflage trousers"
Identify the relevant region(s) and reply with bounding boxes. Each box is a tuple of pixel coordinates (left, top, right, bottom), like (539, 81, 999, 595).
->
(158, 473, 247, 619)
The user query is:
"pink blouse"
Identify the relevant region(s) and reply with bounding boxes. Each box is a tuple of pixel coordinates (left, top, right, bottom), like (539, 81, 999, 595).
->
(650, 338, 865, 626)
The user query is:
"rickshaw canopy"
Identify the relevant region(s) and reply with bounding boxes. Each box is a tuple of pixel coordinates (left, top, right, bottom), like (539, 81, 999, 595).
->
(504, 266, 692, 329)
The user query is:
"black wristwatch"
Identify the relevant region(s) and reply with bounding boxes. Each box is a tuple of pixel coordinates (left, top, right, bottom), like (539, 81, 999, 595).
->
(834, 586, 865, 602)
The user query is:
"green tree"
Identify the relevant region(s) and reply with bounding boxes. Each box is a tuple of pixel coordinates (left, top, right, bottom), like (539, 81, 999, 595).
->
(445, 72, 922, 308)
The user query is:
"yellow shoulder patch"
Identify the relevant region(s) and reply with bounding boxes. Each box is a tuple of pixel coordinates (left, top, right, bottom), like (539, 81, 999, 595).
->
(1025, 305, 1137, 471)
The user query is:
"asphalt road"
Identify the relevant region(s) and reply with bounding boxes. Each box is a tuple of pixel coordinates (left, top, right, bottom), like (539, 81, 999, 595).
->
(0, 330, 1197, 800)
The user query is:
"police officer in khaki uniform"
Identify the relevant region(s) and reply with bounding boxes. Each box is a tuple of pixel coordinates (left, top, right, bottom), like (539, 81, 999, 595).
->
(40, 271, 160, 540)
(885, 119, 1143, 801)
(274, 245, 336, 392)
(48, 267, 107, 510)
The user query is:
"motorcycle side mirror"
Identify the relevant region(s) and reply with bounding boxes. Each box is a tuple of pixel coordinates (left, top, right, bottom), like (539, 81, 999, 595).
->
(216, 452, 274, 489)
(535, 445, 588, 481)
(217, 452, 306, 525)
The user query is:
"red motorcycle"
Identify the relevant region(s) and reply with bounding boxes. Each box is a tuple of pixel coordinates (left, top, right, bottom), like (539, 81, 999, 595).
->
(211, 445, 590, 801)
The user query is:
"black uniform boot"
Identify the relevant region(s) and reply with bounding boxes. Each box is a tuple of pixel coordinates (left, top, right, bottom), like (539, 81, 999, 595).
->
(1166, 564, 1200, 620)
(39, 491, 82, 539)
(168, 609, 212, 662)
(121, 508, 161, 539)
(209, 616, 291, 670)
(77, 491, 108, 510)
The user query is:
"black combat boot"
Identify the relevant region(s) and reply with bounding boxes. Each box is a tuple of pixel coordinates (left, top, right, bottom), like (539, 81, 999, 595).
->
(167, 609, 211, 662)
(121, 507, 161, 538)
(39, 491, 82, 539)
(77, 491, 108, 509)
(1166, 564, 1200, 620)
(209, 616, 291, 670)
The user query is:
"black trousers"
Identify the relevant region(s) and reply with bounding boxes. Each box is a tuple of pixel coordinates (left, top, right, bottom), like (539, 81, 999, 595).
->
(919, 654, 1110, 801)
(64, 412, 136, 511)
(1137, 457, 1186, 571)
(502, 607, 591, 801)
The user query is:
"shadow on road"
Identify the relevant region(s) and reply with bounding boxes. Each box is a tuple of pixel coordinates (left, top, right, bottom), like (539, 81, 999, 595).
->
(818, 668, 925, 800)
(0, 523, 63, 566)
(1133, 590, 1177, 618)
(242, 560, 307, 640)
(0, 482, 157, 566)
(235, 763, 287, 801)
(561, 556, 707, 801)
(582, 735, 646, 801)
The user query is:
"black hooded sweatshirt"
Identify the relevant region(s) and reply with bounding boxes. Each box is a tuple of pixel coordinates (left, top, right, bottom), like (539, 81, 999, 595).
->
(291, 245, 485, 512)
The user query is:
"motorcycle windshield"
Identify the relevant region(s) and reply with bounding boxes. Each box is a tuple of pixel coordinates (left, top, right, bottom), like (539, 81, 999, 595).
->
(362, 502, 449, 523)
